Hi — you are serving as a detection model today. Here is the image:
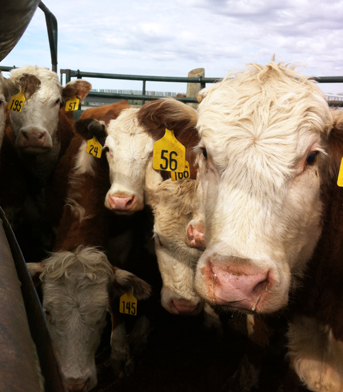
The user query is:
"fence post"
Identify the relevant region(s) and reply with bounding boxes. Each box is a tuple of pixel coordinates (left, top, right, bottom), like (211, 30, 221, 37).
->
(186, 68, 205, 108)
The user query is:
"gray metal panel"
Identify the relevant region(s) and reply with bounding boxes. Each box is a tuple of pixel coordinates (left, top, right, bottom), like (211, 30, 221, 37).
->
(0, 0, 41, 61)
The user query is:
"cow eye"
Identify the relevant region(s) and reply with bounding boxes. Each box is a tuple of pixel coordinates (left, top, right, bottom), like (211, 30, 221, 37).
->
(55, 98, 61, 105)
(201, 147, 207, 158)
(306, 151, 318, 165)
(44, 309, 53, 323)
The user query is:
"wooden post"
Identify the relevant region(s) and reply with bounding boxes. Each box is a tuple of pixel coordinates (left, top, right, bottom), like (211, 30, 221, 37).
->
(186, 68, 205, 108)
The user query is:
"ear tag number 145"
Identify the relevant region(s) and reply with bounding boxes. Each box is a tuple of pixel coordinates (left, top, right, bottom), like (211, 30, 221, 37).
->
(119, 290, 137, 316)
(86, 136, 102, 158)
(171, 161, 191, 181)
(8, 90, 25, 113)
(153, 129, 186, 172)
(65, 96, 79, 111)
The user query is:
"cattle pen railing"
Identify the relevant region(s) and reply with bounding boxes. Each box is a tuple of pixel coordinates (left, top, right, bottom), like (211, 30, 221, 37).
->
(1, 65, 343, 106)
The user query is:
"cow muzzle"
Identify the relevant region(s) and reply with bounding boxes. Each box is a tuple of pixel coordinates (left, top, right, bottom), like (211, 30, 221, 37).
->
(187, 221, 205, 250)
(16, 127, 52, 154)
(65, 376, 91, 392)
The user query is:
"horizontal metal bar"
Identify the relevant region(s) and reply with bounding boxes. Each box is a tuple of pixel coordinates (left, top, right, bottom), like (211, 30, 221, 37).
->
(310, 76, 343, 83)
(60, 69, 220, 84)
(0, 66, 17, 72)
(87, 91, 198, 103)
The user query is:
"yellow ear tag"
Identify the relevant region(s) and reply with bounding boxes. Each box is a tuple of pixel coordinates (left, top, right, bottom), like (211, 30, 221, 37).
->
(8, 90, 25, 113)
(171, 161, 191, 181)
(153, 129, 186, 172)
(119, 290, 137, 316)
(337, 158, 343, 187)
(65, 96, 80, 111)
(86, 136, 102, 158)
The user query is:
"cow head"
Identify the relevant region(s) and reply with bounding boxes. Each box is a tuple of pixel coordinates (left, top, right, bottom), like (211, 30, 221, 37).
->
(0, 71, 41, 151)
(74, 98, 198, 215)
(194, 61, 333, 314)
(145, 160, 203, 315)
(27, 247, 151, 392)
(9, 66, 91, 158)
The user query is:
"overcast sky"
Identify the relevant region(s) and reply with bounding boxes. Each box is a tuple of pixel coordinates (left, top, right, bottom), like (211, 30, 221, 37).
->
(1, 0, 343, 94)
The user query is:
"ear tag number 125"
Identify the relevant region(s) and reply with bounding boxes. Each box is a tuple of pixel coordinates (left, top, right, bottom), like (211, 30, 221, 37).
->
(337, 158, 343, 187)
(86, 136, 102, 158)
(119, 290, 137, 316)
(153, 129, 186, 172)
(65, 96, 80, 111)
(8, 90, 25, 113)
(171, 161, 191, 181)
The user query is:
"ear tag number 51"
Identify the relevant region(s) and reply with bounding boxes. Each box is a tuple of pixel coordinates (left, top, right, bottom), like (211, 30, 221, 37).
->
(119, 290, 137, 316)
(153, 129, 186, 172)
(65, 96, 79, 111)
(171, 161, 190, 181)
(86, 136, 102, 158)
(8, 90, 25, 113)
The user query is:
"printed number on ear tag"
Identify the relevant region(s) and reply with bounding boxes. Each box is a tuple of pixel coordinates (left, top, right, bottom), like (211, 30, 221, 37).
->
(171, 161, 191, 181)
(65, 96, 79, 111)
(337, 158, 343, 187)
(153, 129, 186, 172)
(8, 90, 25, 113)
(119, 290, 137, 316)
(86, 136, 102, 158)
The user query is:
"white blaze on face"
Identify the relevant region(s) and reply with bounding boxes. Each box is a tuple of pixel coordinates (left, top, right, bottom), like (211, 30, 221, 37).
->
(9, 66, 62, 156)
(145, 163, 203, 315)
(104, 108, 154, 214)
(194, 62, 333, 314)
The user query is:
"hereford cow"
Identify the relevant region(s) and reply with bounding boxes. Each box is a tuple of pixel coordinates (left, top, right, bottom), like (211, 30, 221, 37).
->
(0, 66, 91, 262)
(193, 61, 343, 391)
(27, 246, 151, 392)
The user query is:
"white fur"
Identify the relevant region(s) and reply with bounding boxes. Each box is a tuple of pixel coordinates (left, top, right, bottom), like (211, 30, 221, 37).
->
(194, 61, 332, 313)
(104, 108, 154, 214)
(288, 316, 343, 392)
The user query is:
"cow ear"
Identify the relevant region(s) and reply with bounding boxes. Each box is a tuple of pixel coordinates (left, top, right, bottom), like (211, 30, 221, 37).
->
(1, 73, 41, 102)
(26, 262, 46, 287)
(62, 79, 92, 103)
(75, 118, 108, 145)
(110, 267, 151, 300)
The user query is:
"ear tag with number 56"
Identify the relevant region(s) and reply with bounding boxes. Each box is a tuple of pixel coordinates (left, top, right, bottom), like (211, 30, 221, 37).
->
(86, 136, 102, 158)
(171, 161, 191, 181)
(337, 158, 343, 187)
(8, 90, 25, 113)
(65, 96, 80, 111)
(153, 129, 185, 172)
(119, 290, 137, 316)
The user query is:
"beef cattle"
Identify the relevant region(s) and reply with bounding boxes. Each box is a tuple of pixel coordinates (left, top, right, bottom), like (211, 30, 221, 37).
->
(0, 66, 91, 261)
(27, 246, 151, 392)
(193, 61, 343, 391)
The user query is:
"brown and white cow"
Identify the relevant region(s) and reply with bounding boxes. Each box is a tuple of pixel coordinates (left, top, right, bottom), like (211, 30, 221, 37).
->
(27, 246, 151, 392)
(0, 66, 91, 262)
(193, 61, 343, 391)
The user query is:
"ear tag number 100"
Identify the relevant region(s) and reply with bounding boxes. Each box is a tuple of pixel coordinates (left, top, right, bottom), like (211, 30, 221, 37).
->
(8, 90, 25, 113)
(86, 136, 102, 158)
(153, 129, 186, 172)
(171, 161, 190, 181)
(119, 290, 137, 316)
(65, 96, 80, 111)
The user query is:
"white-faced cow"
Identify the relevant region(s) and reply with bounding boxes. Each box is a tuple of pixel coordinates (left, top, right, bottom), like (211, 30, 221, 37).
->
(194, 61, 343, 391)
(27, 246, 151, 392)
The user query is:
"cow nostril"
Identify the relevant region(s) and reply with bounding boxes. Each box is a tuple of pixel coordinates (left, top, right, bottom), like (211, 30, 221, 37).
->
(126, 196, 135, 207)
(22, 131, 29, 140)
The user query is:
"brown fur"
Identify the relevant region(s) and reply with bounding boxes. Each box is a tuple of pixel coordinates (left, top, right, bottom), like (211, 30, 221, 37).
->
(79, 101, 131, 122)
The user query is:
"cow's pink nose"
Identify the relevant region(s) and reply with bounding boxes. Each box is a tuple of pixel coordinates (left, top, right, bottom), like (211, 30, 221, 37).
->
(65, 377, 89, 392)
(107, 195, 135, 210)
(171, 300, 199, 315)
(187, 222, 205, 250)
(22, 131, 46, 144)
(205, 259, 270, 311)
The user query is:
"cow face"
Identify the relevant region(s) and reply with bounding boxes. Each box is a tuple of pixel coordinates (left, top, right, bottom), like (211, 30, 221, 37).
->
(28, 247, 151, 392)
(104, 108, 154, 214)
(194, 62, 332, 314)
(145, 161, 203, 315)
(9, 66, 91, 158)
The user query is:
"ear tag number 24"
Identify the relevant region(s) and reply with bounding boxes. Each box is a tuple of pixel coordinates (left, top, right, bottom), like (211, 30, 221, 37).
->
(65, 96, 80, 112)
(8, 90, 25, 113)
(153, 129, 186, 172)
(86, 136, 102, 158)
(119, 290, 137, 316)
